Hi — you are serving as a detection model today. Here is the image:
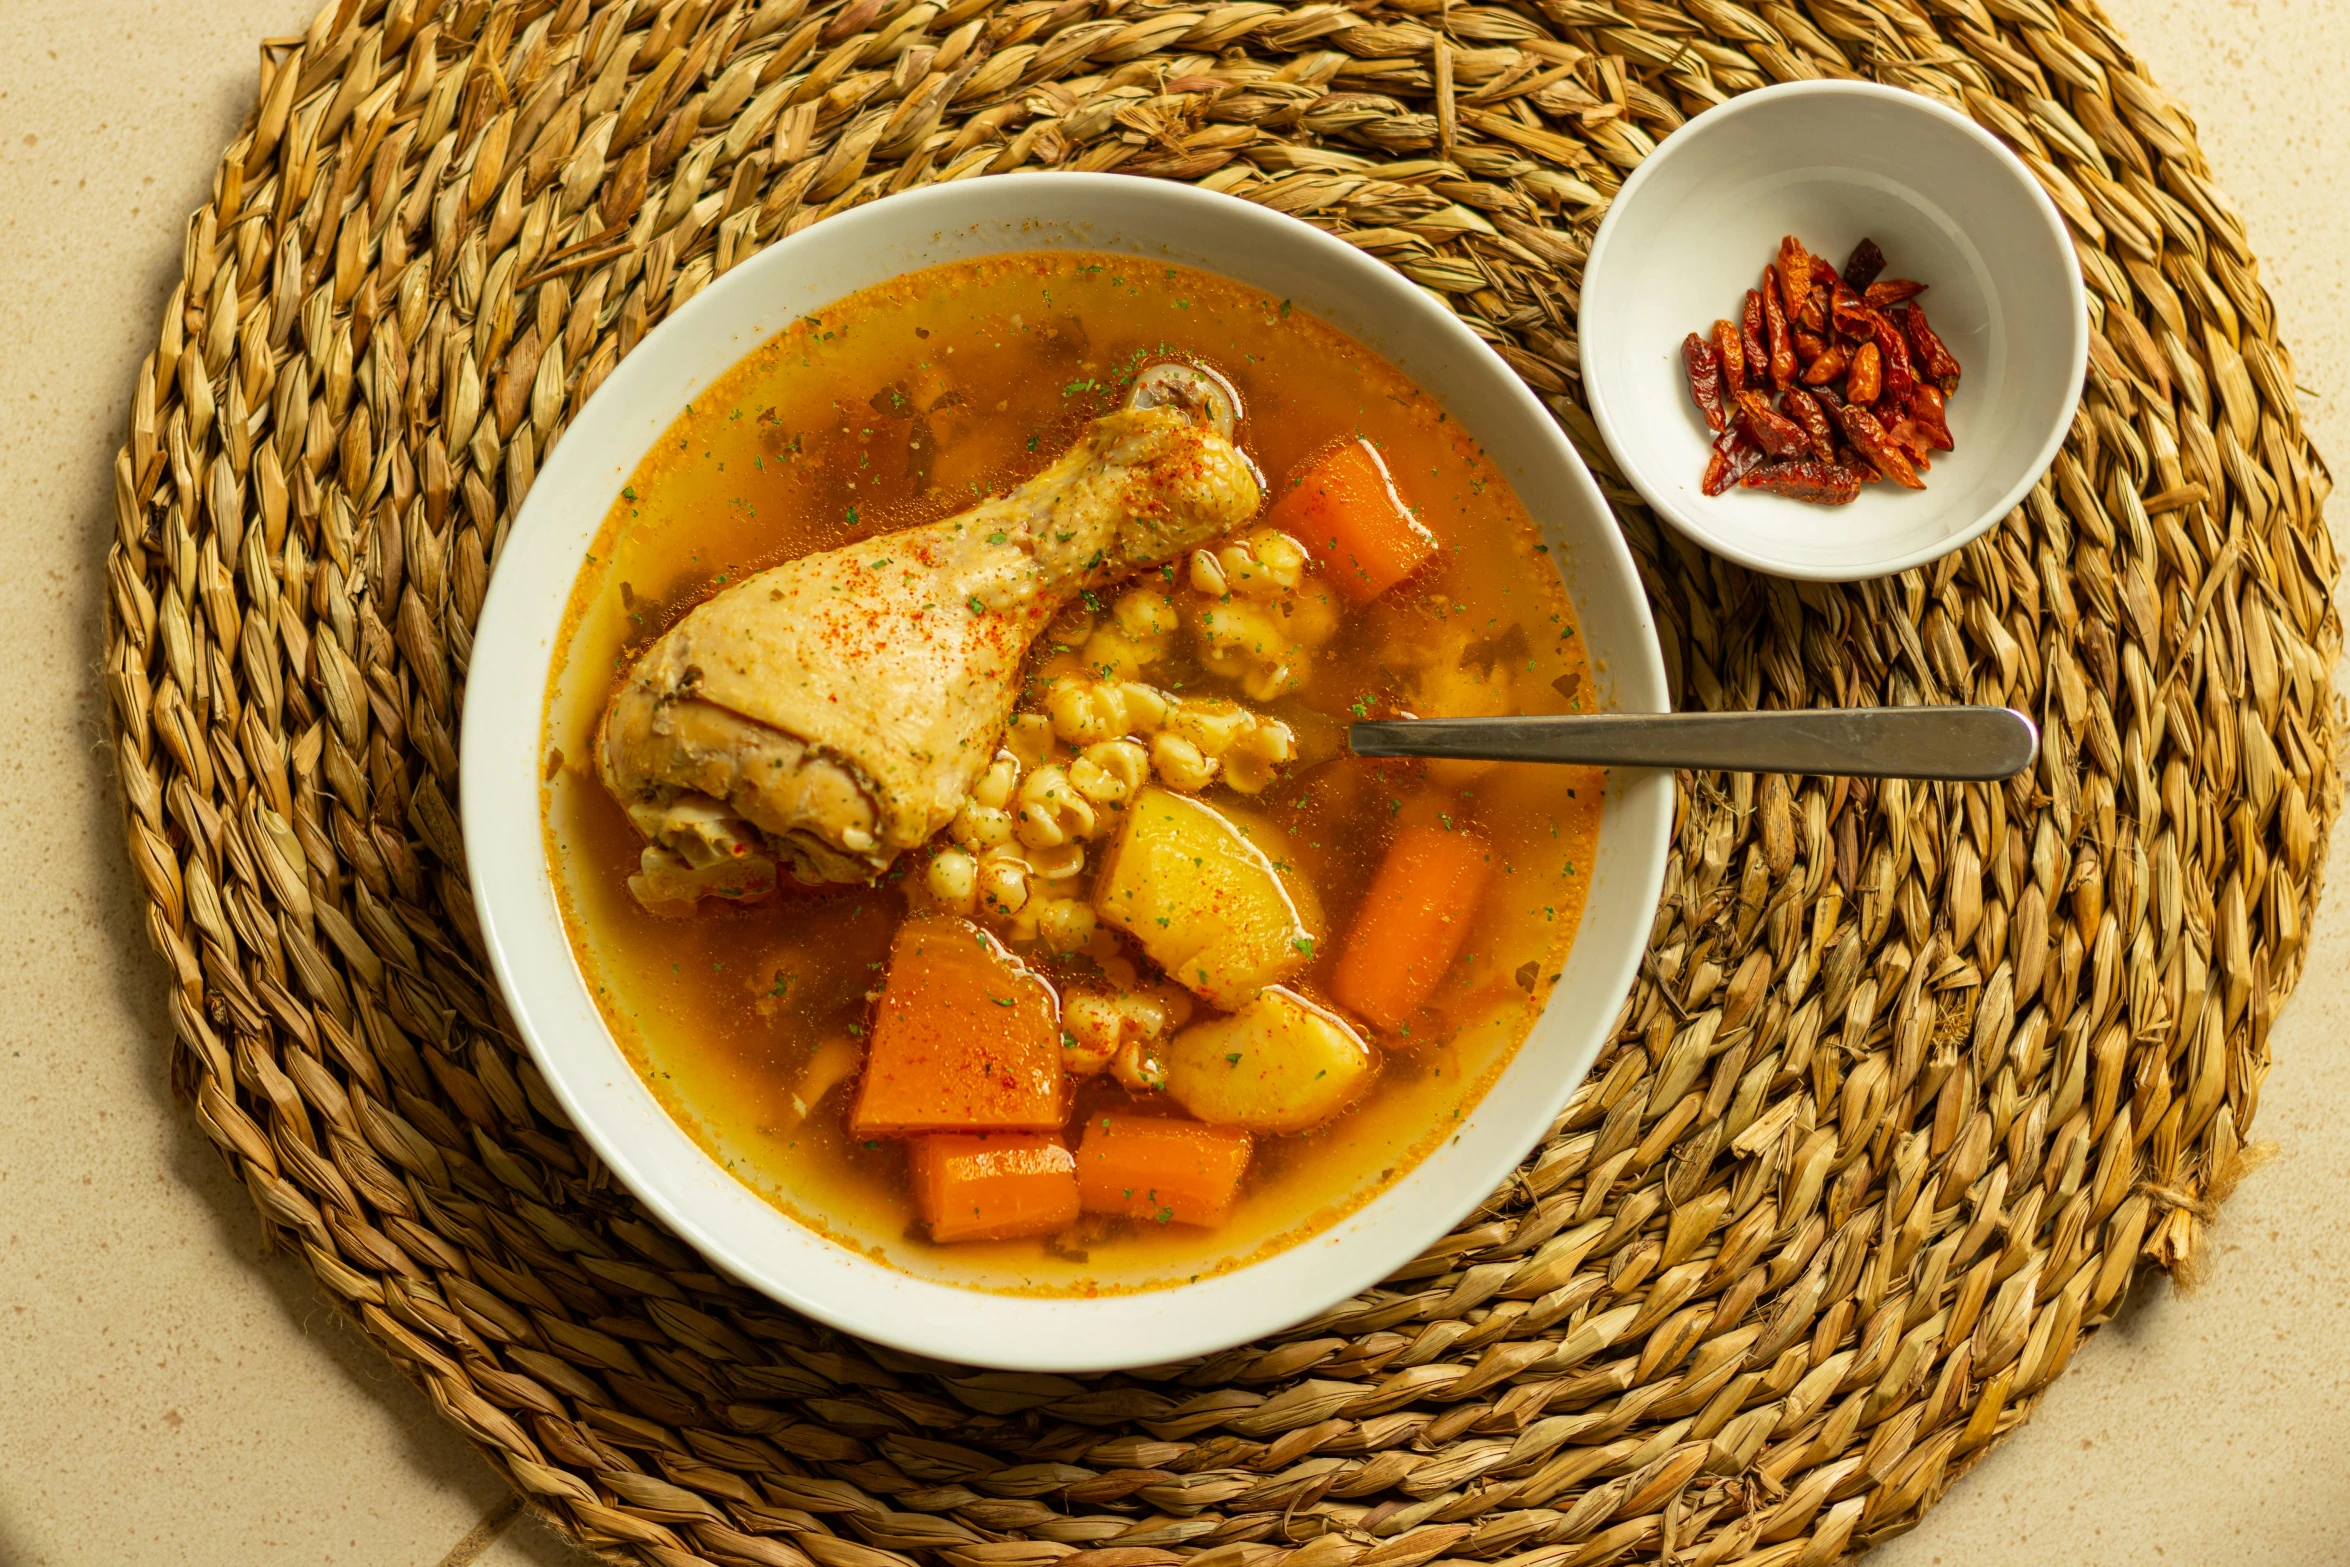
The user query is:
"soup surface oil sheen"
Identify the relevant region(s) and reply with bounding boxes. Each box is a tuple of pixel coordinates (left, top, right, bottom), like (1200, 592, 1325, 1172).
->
(544, 251, 1605, 1294)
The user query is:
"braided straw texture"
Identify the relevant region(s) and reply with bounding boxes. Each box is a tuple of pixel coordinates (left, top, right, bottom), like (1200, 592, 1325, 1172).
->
(102, 0, 2334, 1562)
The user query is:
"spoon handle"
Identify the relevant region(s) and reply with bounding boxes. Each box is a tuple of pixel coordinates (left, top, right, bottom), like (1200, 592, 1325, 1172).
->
(1349, 707, 2039, 781)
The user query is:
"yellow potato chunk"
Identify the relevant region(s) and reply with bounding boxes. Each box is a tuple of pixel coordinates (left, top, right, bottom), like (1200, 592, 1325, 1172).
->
(1094, 787, 1315, 1009)
(1215, 800, 1326, 937)
(1163, 987, 1377, 1133)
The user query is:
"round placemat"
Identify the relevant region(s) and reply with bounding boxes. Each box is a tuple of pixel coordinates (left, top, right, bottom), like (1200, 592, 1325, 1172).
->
(104, 0, 2336, 1562)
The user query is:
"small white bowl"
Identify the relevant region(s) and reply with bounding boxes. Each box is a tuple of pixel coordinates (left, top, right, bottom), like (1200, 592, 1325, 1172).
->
(1578, 80, 2088, 582)
(461, 173, 1673, 1371)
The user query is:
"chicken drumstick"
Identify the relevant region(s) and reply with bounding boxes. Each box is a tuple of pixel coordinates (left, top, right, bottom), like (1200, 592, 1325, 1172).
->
(599, 399, 1260, 911)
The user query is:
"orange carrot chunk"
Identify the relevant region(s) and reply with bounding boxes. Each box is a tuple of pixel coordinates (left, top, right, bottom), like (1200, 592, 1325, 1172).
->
(850, 915, 1066, 1137)
(911, 1133, 1080, 1243)
(1264, 438, 1437, 603)
(1330, 823, 1493, 1031)
(1075, 1115, 1253, 1228)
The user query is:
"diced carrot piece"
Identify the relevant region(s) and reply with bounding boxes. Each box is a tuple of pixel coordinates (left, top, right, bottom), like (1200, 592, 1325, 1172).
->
(1264, 438, 1437, 603)
(1330, 822, 1493, 1030)
(1074, 1114, 1253, 1228)
(850, 915, 1066, 1136)
(911, 1134, 1080, 1243)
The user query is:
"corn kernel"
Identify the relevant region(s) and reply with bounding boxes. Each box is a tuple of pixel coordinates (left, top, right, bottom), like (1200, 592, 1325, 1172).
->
(1150, 732, 1216, 791)
(1240, 658, 1297, 704)
(1244, 716, 1297, 762)
(1168, 699, 1250, 757)
(952, 799, 1015, 850)
(1082, 626, 1156, 681)
(1047, 678, 1121, 745)
(1017, 763, 1097, 847)
(1069, 757, 1116, 804)
(1225, 748, 1276, 794)
(1112, 1038, 1168, 1093)
(926, 847, 978, 912)
(1035, 896, 1098, 954)
(1026, 840, 1085, 882)
(1071, 738, 1149, 803)
(1063, 991, 1123, 1073)
(1114, 586, 1179, 639)
(1254, 529, 1308, 584)
(977, 851, 1029, 916)
(1188, 549, 1228, 596)
(1113, 991, 1168, 1037)
(971, 752, 1020, 810)
(1119, 682, 1172, 732)
(1193, 598, 1305, 699)
(1007, 712, 1057, 769)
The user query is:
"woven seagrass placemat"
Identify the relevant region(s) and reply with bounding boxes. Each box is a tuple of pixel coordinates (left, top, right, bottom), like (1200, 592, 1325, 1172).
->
(103, 0, 2337, 1561)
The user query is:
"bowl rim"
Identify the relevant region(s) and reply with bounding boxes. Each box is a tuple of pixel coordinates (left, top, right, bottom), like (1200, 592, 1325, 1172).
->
(460, 171, 1674, 1370)
(1577, 78, 2090, 583)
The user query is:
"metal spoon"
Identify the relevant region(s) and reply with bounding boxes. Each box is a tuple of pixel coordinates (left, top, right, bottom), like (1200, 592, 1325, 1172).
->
(1349, 706, 2039, 781)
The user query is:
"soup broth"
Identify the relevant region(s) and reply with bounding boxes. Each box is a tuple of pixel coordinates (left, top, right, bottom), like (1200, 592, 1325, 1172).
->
(545, 250, 1604, 1293)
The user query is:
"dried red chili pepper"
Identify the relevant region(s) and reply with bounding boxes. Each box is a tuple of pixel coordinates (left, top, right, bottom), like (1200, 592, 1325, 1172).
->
(1869, 312, 1916, 405)
(1682, 332, 1727, 433)
(1907, 383, 1955, 450)
(1702, 427, 1764, 496)
(1828, 278, 1875, 341)
(1843, 237, 1888, 290)
(1808, 257, 1843, 331)
(1734, 389, 1810, 459)
(1762, 271, 1796, 390)
(1837, 403, 1926, 489)
(1739, 290, 1768, 383)
(1712, 317, 1746, 392)
(1886, 419, 1935, 468)
(1779, 386, 1838, 464)
(1904, 302, 1963, 390)
(1777, 234, 1821, 332)
(1686, 232, 1961, 506)
(1802, 341, 1850, 386)
(1701, 444, 1728, 496)
(1846, 339, 1882, 405)
(1741, 459, 1864, 506)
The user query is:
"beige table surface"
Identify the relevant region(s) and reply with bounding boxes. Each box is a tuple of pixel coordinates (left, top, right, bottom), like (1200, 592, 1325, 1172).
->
(2, 4, 2343, 1564)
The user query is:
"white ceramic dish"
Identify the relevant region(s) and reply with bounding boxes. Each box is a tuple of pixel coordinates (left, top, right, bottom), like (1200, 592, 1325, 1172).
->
(460, 173, 1673, 1371)
(1578, 80, 2088, 582)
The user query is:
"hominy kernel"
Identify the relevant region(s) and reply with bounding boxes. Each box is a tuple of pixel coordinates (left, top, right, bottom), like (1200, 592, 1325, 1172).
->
(970, 752, 1020, 810)
(1035, 896, 1097, 954)
(952, 799, 1016, 850)
(1168, 699, 1251, 757)
(1151, 732, 1216, 791)
(1112, 1037, 1168, 1093)
(926, 846, 978, 911)
(977, 849, 1029, 915)
(1007, 713, 1057, 769)
(1072, 738, 1149, 803)
(1017, 763, 1097, 847)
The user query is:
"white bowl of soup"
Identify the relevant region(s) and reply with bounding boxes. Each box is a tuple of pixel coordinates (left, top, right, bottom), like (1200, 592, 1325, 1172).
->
(462, 173, 1671, 1371)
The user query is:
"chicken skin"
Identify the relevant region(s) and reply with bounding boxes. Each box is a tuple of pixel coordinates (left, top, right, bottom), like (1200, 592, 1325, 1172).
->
(599, 405, 1261, 910)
